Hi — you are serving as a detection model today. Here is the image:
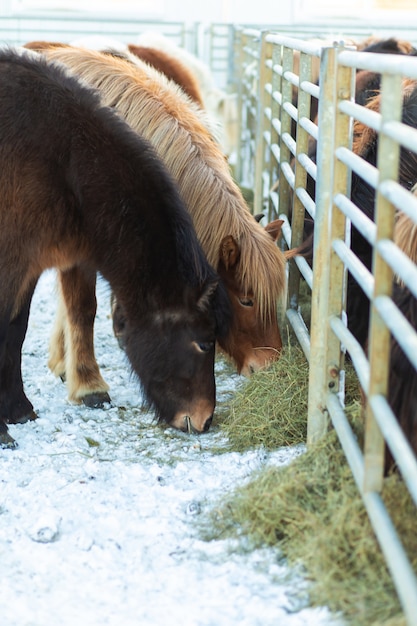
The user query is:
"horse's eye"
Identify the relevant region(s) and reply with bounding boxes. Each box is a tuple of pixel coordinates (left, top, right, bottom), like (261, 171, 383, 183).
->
(239, 297, 254, 307)
(194, 341, 214, 353)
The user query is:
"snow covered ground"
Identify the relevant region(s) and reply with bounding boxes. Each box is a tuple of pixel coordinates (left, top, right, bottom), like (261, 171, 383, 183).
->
(0, 270, 343, 626)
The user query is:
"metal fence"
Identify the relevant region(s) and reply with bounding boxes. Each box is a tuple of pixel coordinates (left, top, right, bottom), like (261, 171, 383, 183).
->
(0, 14, 200, 62)
(232, 27, 417, 624)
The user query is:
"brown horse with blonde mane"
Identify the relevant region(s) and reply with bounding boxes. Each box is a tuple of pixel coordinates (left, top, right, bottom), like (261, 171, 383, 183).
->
(25, 43, 286, 408)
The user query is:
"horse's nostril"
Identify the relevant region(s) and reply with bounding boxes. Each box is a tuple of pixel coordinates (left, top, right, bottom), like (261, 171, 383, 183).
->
(249, 365, 255, 375)
(203, 416, 213, 432)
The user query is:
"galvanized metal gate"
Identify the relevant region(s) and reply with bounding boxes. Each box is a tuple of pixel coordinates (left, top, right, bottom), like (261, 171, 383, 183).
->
(233, 28, 417, 624)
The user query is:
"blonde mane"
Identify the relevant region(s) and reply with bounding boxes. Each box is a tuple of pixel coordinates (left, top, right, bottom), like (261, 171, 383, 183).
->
(39, 46, 286, 322)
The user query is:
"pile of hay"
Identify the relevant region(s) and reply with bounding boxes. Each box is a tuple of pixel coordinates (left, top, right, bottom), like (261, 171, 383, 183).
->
(218, 329, 309, 451)
(205, 424, 416, 625)
(210, 338, 416, 625)
(218, 326, 360, 453)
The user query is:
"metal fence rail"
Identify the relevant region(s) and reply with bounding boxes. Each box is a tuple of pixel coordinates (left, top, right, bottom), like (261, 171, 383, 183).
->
(233, 27, 417, 624)
(0, 13, 192, 45)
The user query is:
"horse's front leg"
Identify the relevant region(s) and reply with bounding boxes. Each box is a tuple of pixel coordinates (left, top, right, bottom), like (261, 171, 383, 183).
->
(58, 266, 111, 408)
(0, 285, 37, 448)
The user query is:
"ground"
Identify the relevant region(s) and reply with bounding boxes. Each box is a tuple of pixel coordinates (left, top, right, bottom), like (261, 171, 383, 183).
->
(0, 270, 343, 626)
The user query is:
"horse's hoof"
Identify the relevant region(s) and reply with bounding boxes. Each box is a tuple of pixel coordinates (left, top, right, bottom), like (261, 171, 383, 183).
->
(0, 432, 18, 449)
(8, 409, 38, 425)
(82, 392, 112, 409)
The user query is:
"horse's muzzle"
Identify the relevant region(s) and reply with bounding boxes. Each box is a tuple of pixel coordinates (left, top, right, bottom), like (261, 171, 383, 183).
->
(172, 412, 214, 434)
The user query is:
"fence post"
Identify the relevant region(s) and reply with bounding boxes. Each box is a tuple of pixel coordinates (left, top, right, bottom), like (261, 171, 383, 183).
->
(307, 45, 338, 444)
(253, 31, 272, 215)
(364, 72, 402, 493)
(276, 44, 294, 224)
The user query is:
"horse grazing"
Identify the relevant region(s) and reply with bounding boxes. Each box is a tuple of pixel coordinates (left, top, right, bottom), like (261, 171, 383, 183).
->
(29, 45, 286, 395)
(0, 48, 232, 448)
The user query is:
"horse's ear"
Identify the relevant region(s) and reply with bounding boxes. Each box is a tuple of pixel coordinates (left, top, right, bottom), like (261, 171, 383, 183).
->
(198, 279, 233, 339)
(265, 219, 284, 242)
(197, 280, 219, 312)
(220, 235, 240, 270)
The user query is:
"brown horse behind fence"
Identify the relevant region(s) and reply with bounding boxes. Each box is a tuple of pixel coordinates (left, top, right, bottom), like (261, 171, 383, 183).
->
(289, 75, 417, 472)
(25, 44, 286, 407)
(24, 40, 206, 108)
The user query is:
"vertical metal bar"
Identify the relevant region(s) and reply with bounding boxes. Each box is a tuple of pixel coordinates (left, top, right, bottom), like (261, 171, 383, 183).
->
(253, 31, 271, 215)
(268, 41, 283, 222)
(233, 28, 246, 184)
(364, 72, 403, 493)
(307, 45, 338, 444)
(287, 50, 313, 312)
(326, 56, 354, 400)
(277, 45, 294, 223)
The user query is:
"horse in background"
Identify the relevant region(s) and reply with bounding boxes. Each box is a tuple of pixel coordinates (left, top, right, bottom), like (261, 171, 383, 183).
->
(384, 187, 417, 472)
(289, 75, 417, 472)
(0, 47, 232, 448)
(135, 31, 239, 159)
(354, 37, 417, 108)
(288, 41, 417, 343)
(63, 36, 207, 109)
(126, 44, 205, 107)
(26, 45, 286, 403)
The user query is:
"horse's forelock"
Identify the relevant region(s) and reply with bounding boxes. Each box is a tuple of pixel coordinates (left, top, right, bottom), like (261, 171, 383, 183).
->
(236, 226, 287, 324)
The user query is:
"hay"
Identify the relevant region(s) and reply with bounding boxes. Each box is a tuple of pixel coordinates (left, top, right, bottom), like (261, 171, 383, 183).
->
(218, 328, 309, 451)
(205, 423, 416, 625)
(218, 325, 360, 453)
(212, 290, 415, 624)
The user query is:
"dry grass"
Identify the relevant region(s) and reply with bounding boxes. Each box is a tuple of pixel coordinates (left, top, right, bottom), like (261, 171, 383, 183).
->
(210, 325, 416, 625)
(218, 328, 309, 451)
(206, 420, 416, 624)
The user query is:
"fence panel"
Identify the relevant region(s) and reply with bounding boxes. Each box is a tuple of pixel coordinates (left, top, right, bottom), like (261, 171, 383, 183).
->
(233, 27, 417, 624)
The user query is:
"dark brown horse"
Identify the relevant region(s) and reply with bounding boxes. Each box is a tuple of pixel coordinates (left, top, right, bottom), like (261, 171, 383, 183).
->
(25, 45, 286, 395)
(0, 48, 232, 448)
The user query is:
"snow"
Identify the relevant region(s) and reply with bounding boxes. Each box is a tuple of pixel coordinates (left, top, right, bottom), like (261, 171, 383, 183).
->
(0, 270, 343, 626)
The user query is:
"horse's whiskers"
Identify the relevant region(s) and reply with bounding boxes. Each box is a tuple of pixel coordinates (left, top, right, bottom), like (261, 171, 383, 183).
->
(253, 346, 281, 354)
(185, 415, 192, 434)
